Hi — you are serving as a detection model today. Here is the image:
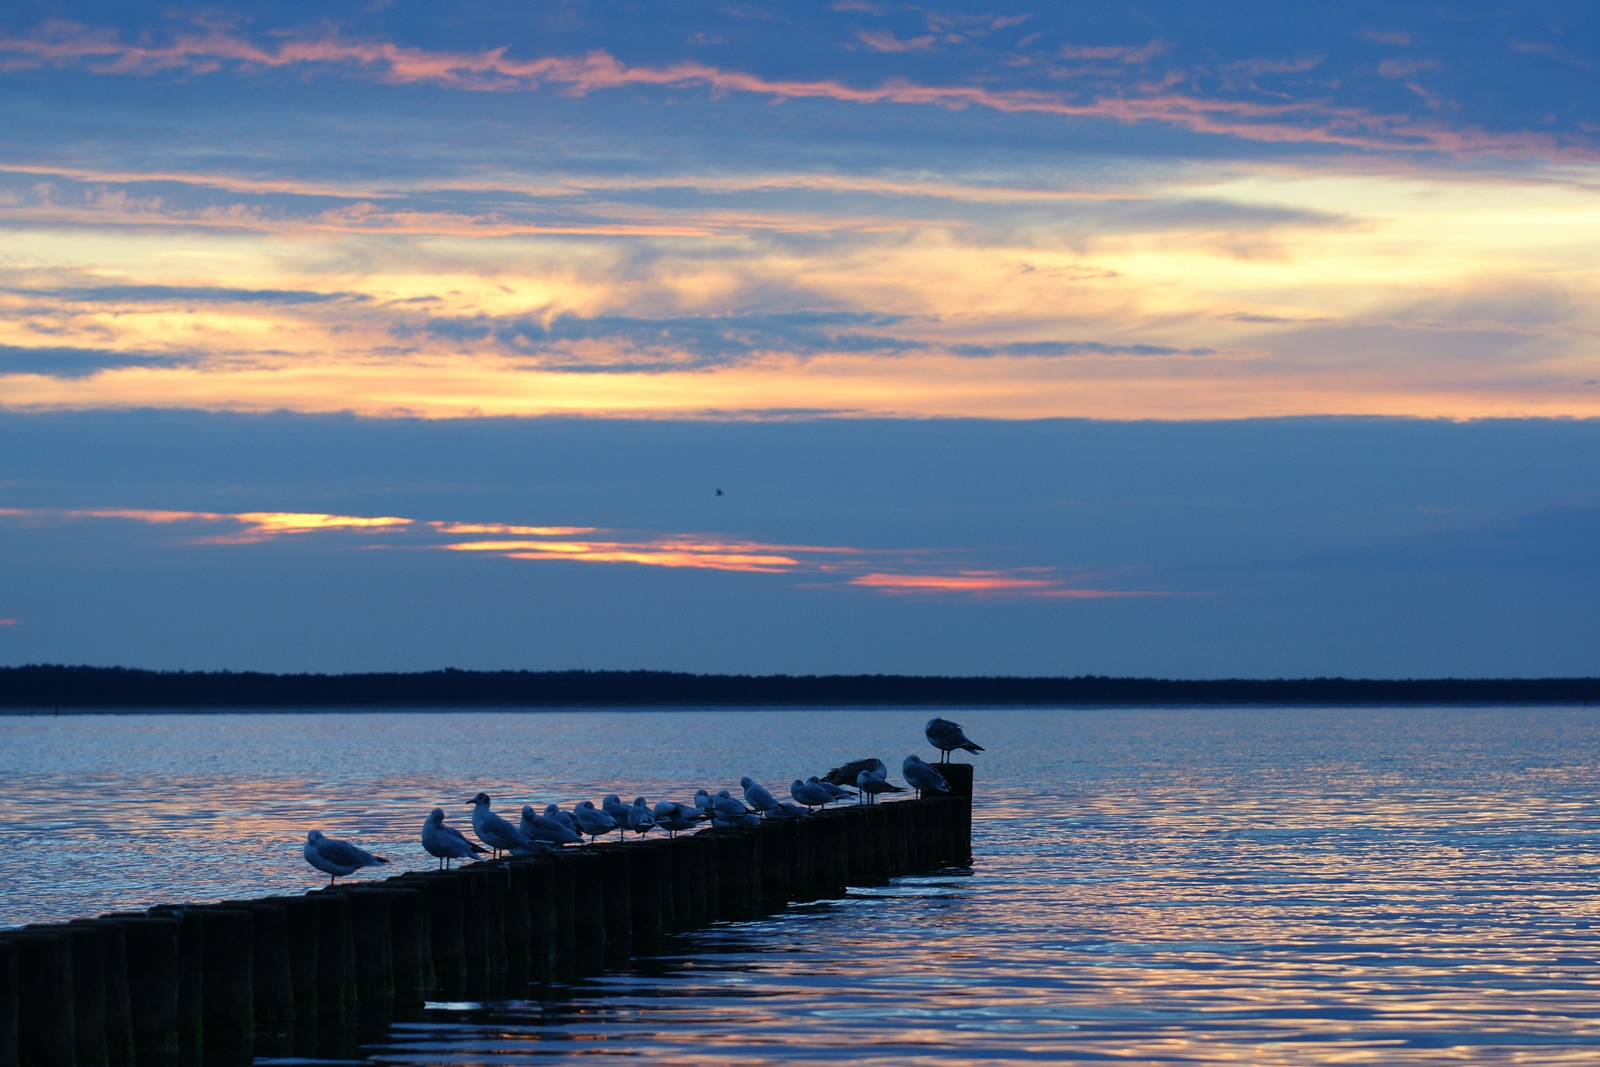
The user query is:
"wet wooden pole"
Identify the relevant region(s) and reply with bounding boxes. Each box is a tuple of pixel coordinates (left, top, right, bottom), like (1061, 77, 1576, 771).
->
(0, 938, 17, 1067)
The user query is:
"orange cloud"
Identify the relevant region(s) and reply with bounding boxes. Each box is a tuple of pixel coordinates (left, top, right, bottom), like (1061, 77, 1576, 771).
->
(0, 618, 17, 626)
(0, 504, 1160, 595)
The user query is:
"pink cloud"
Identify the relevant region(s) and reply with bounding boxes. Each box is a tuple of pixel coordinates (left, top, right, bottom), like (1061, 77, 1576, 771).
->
(854, 29, 937, 53)
(0, 24, 1581, 159)
(0, 618, 17, 626)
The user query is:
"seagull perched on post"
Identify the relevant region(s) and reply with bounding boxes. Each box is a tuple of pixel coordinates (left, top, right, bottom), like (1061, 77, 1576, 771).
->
(810, 775, 856, 802)
(571, 800, 618, 843)
(791, 778, 836, 811)
(521, 804, 581, 847)
(741, 776, 781, 815)
(304, 830, 390, 884)
(902, 755, 951, 799)
(824, 758, 887, 787)
(626, 797, 658, 840)
(856, 769, 904, 804)
(654, 801, 704, 837)
(467, 792, 531, 858)
(422, 808, 486, 870)
(924, 717, 984, 763)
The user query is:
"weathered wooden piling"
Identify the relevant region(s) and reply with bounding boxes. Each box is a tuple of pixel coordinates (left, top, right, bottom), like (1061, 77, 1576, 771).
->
(5, 771, 978, 1066)
(597, 847, 632, 964)
(308, 893, 356, 1018)
(0, 938, 17, 1067)
(195, 908, 254, 1062)
(1, 928, 75, 1067)
(102, 915, 180, 1065)
(501, 865, 532, 976)
(257, 896, 317, 1030)
(521, 862, 555, 978)
(143, 907, 203, 1053)
(569, 853, 606, 975)
(627, 843, 664, 952)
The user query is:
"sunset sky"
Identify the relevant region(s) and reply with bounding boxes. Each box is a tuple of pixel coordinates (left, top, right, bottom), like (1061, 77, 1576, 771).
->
(2, 2, 1596, 676)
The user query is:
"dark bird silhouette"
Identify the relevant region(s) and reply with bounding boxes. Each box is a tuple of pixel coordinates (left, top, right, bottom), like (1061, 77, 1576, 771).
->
(716, 488, 723, 496)
(824, 757, 887, 787)
(925, 717, 984, 763)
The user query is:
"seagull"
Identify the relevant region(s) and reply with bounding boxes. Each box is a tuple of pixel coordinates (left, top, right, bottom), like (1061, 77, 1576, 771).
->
(712, 788, 755, 823)
(769, 801, 811, 819)
(902, 755, 951, 799)
(810, 775, 856, 801)
(626, 797, 657, 840)
(824, 758, 887, 787)
(925, 717, 984, 763)
(467, 792, 531, 858)
(791, 778, 836, 811)
(856, 769, 904, 804)
(602, 794, 632, 824)
(741, 776, 781, 814)
(304, 830, 390, 884)
(571, 800, 618, 843)
(693, 788, 716, 818)
(654, 801, 704, 837)
(543, 804, 581, 839)
(422, 808, 486, 870)
(521, 804, 581, 846)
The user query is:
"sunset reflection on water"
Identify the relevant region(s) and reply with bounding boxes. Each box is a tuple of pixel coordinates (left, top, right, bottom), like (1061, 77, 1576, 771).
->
(4, 707, 1600, 1063)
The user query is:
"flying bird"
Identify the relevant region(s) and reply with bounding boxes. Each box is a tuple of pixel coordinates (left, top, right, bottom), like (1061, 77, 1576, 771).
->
(467, 792, 531, 857)
(902, 755, 951, 799)
(924, 717, 984, 763)
(304, 829, 390, 884)
(422, 807, 486, 870)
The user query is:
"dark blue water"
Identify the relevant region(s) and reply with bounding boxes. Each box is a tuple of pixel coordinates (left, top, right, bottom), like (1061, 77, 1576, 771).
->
(5, 707, 1600, 1064)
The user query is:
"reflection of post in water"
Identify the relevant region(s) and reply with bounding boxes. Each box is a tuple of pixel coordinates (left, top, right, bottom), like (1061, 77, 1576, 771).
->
(0, 774, 976, 1065)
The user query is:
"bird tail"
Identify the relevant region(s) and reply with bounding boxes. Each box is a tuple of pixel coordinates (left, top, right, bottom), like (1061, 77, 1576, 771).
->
(472, 843, 489, 853)
(376, 855, 392, 863)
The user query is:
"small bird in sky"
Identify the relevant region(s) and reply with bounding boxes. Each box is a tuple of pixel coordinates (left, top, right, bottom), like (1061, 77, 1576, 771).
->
(304, 829, 390, 883)
(716, 488, 723, 496)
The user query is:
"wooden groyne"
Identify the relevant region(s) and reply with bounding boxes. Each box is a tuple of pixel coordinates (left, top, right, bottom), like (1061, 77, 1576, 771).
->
(0, 766, 973, 1067)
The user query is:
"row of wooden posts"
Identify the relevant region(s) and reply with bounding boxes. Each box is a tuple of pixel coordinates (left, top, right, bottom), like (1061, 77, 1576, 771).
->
(0, 765, 973, 1067)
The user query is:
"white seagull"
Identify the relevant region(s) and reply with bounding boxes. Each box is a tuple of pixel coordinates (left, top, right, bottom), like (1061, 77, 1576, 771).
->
(626, 797, 658, 840)
(467, 792, 531, 857)
(924, 717, 984, 763)
(422, 808, 486, 870)
(902, 755, 952, 799)
(654, 801, 703, 837)
(856, 769, 905, 804)
(544, 804, 581, 839)
(522, 804, 582, 846)
(602, 794, 632, 824)
(791, 778, 837, 811)
(571, 800, 618, 843)
(810, 775, 857, 801)
(304, 829, 390, 884)
(741, 776, 781, 814)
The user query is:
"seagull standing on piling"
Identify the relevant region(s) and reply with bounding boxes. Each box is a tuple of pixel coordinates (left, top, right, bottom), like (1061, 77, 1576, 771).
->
(925, 717, 984, 763)
(572, 800, 619, 843)
(694, 789, 716, 818)
(856, 769, 905, 804)
(304, 830, 390, 884)
(791, 778, 837, 811)
(825, 758, 887, 786)
(544, 804, 581, 839)
(422, 808, 486, 870)
(467, 792, 531, 858)
(522, 804, 582, 846)
(626, 797, 658, 840)
(712, 789, 760, 826)
(810, 776, 857, 802)
(741, 776, 781, 815)
(602, 794, 632, 824)
(654, 801, 704, 837)
(902, 755, 952, 799)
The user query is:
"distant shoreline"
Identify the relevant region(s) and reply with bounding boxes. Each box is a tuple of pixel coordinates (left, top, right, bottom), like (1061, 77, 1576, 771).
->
(1, 666, 1595, 709)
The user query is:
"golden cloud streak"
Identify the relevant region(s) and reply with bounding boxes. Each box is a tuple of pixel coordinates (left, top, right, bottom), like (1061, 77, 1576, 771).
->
(0, 505, 1162, 596)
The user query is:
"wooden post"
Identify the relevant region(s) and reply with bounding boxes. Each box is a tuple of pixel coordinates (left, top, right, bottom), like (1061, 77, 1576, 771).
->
(842, 807, 870, 886)
(667, 838, 694, 932)
(338, 891, 394, 1003)
(548, 855, 577, 974)
(597, 847, 632, 966)
(258, 896, 318, 1031)
(709, 834, 746, 920)
(522, 862, 556, 980)
(193, 909, 254, 1064)
(626, 843, 663, 954)
(42, 925, 106, 1067)
(571, 852, 607, 976)
(308, 893, 356, 1018)
(217, 903, 292, 1049)
(791, 820, 817, 903)
(502, 864, 532, 977)
(455, 870, 491, 985)
(144, 907, 203, 1054)
(756, 821, 790, 910)
(381, 886, 432, 1005)
(0, 938, 17, 1067)
(100, 916, 180, 1065)
(697, 833, 720, 921)
(0, 929, 76, 1067)
(940, 763, 974, 865)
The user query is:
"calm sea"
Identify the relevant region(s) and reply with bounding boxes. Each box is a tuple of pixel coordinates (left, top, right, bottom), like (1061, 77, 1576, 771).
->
(4, 707, 1600, 1065)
